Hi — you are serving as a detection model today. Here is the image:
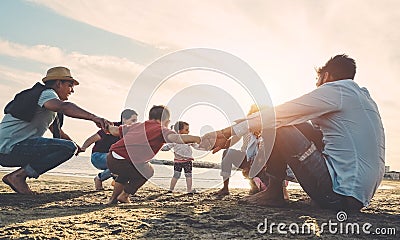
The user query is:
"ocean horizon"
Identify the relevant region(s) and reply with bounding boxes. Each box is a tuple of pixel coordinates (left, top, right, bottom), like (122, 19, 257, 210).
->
(1, 156, 395, 191)
(0, 155, 306, 191)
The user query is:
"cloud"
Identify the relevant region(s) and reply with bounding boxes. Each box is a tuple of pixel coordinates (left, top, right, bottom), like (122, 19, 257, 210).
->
(0, 64, 42, 87)
(0, 38, 144, 88)
(0, 39, 149, 149)
(0, 39, 65, 63)
(28, 1, 400, 101)
(5, 1, 400, 169)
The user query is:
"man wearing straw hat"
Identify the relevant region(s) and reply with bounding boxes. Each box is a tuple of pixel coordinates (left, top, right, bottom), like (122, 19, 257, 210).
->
(0, 66, 111, 194)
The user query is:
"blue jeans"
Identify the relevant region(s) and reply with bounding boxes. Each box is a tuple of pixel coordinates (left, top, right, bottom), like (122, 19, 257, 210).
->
(265, 123, 362, 211)
(0, 137, 77, 178)
(91, 152, 112, 181)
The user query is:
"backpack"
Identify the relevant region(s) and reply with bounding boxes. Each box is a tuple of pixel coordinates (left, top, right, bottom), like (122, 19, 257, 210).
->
(4, 82, 63, 138)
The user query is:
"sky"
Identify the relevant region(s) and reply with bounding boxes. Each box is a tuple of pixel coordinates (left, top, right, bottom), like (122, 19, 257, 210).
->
(0, 0, 399, 171)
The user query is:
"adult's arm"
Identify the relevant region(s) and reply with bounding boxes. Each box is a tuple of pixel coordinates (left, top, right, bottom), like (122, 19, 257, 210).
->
(43, 99, 111, 130)
(207, 84, 342, 152)
(48, 125, 83, 155)
(49, 124, 73, 141)
(167, 134, 201, 144)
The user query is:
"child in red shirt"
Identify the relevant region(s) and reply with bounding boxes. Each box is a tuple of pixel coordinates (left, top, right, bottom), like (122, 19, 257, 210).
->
(106, 105, 203, 204)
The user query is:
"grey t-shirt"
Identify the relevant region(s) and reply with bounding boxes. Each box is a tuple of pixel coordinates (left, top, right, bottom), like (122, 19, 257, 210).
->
(0, 89, 59, 154)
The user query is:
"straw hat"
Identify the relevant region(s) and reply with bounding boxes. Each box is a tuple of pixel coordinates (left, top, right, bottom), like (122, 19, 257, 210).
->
(42, 66, 79, 85)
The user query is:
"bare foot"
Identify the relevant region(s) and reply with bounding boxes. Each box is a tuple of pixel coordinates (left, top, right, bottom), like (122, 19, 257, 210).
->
(107, 198, 118, 205)
(187, 189, 196, 195)
(214, 188, 229, 196)
(248, 187, 260, 195)
(240, 190, 286, 207)
(94, 176, 104, 190)
(283, 187, 290, 200)
(117, 192, 131, 203)
(2, 171, 34, 195)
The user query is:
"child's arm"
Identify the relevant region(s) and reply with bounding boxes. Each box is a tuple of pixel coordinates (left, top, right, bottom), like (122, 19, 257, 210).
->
(189, 143, 208, 151)
(108, 125, 121, 137)
(161, 143, 175, 151)
(167, 134, 201, 144)
(81, 133, 101, 152)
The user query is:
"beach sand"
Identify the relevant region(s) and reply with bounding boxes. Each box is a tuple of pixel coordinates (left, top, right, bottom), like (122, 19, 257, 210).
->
(0, 173, 399, 239)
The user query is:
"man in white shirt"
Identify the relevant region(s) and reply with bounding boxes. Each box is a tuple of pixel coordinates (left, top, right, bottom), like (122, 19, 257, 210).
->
(0, 66, 111, 194)
(204, 55, 385, 211)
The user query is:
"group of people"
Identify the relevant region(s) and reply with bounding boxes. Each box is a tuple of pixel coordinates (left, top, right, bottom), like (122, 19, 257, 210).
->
(0, 54, 385, 212)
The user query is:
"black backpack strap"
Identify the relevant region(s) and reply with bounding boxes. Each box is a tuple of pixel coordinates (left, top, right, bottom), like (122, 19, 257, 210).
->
(51, 112, 64, 139)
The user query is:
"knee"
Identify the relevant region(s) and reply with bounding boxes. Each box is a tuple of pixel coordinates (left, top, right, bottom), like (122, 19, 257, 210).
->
(173, 171, 182, 179)
(91, 153, 107, 168)
(275, 126, 299, 146)
(62, 140, 78, 157)
(142, 164, 154, 179)
(222, 149, 229, 158)
(184, 172, 192, 178)
(275, 126, 292, 139)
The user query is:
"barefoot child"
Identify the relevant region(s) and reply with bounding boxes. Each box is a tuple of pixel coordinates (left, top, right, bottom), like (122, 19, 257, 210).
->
(81, 109, 138, 190)
(106, 105, 203, 204)
(161, 121, 200, 193)
(216, 104, 291, 198)
(216, 104, 267, 196)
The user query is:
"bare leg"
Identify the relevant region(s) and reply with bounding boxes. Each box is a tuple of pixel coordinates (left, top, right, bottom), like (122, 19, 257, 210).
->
(185, 177, 193, 193)
(2, 168, 34, 194)
(94, 175, 103, 190)
(107, 182, 124, 204)
(215, 178, 230, 196)
(283, 183, 290, 200)
(169, 177, 178, 191)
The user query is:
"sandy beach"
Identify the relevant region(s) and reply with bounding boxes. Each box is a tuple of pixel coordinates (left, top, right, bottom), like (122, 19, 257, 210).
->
(0, 173, 399, 239)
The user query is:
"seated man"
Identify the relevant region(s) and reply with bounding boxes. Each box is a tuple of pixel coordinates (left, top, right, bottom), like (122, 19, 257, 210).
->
(0, 66, 110, 194)
(207, 55, 385, 211)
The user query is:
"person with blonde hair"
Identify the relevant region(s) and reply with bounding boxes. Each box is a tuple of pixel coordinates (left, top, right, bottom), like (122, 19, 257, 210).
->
(215, 104, 268, 196)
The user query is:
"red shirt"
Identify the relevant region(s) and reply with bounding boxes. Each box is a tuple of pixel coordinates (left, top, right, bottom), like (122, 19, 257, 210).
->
(109, 120, 176, 163)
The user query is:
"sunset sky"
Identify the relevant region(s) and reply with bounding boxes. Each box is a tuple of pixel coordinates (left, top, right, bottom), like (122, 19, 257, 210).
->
(0, 0, 399, 170)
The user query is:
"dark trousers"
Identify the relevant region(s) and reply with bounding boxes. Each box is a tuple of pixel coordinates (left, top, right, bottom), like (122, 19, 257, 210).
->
(106, 153, 154, 194)
(0, 137, 77, 178)
(265, 122, 362, 211)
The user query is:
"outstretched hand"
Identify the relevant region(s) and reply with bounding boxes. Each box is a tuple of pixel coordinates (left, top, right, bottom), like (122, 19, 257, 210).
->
(75, 145, 84, 156)
(93, 117, 113, 133)
(200, 131, 230, 153)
